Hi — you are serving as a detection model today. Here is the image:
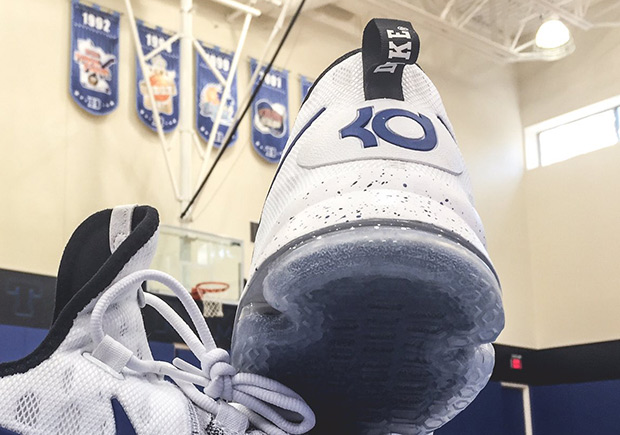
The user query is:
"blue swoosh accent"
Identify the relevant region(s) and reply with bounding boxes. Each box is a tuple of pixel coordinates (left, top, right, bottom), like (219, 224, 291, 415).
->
(266, 107, 327, 196)
(0, 426, 20, 434)
(112, 398, 137, 435)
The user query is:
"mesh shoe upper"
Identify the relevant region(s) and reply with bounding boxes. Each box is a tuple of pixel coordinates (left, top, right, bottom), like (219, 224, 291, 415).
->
(0, 206, 208, 435)
(0, 206, 313, 435)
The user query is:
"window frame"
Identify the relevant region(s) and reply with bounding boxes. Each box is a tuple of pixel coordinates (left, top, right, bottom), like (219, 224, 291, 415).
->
(524, 95, 620, 170)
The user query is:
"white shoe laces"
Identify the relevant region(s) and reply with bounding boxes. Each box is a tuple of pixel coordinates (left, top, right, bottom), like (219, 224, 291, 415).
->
(89, 269, 315, 435)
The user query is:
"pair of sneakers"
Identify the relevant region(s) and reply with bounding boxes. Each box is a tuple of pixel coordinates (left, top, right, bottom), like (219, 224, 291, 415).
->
(0, 19, 503, 435)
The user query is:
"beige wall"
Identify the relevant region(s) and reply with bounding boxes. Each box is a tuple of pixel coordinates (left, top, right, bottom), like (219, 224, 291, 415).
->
(0, 1, 536, 346)
(517, 26, 620, 348)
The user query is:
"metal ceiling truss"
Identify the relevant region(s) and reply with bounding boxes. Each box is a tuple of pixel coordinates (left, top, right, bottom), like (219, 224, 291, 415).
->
(347, 0, 620, 62)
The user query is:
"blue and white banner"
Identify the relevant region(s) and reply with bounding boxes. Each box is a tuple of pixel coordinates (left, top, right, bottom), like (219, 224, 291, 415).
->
(250, 59, 290, 163)
(196, 44, 237, 147)
(136, 22, 180, 132)
(300, 75, 313, 102)
(70, 1, 120, 115)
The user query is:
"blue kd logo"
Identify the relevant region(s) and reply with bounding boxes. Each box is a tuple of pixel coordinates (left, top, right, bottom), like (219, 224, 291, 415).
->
(340, 107, 437, 151)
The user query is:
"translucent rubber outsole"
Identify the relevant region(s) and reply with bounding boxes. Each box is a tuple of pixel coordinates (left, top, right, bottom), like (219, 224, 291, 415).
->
(232, 222, 504, 434)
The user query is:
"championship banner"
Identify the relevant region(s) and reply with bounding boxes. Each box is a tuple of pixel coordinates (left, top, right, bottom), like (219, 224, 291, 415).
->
(250, 59, 290, 163)
(70, 1, 120, 115)
(196, 44, 238, 147)
(136, 22, 180, 132)
(300, 75, 314, 102)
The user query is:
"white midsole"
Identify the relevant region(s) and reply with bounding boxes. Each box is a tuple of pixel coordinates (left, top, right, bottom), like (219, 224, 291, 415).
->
(248, 189, 491, 287)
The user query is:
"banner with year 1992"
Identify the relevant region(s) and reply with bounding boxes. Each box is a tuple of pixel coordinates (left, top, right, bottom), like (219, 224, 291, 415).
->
(70, 0, 120, 115)
(250, 59, 289, 163)
(196, 44, 237, 147)
(136, 22, 180, 132)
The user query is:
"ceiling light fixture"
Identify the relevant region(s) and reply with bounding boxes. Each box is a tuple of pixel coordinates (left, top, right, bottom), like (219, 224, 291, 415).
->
(535, 18, 571, 49)
(534, 17, 575, 60)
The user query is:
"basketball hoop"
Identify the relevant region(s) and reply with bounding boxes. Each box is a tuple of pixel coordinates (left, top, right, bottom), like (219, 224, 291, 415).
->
(191, 281, 229, 318)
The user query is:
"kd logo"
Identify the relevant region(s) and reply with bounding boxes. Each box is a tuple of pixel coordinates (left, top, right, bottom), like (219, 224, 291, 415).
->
(340, 107, 437, 151)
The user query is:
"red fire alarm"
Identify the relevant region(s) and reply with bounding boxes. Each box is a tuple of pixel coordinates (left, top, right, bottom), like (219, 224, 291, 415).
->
(510, 354, 523, 370)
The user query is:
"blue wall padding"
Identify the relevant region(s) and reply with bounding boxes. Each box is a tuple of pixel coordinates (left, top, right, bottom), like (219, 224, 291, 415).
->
(502, 386, 526, 433)
(531, 380, 620, 435)
(436, 381, 524, 435)
(175, 347, 201, 367)
(0, 325, 176, 365)
(0, 325, 47, 363)
(149, 341, 175, 363)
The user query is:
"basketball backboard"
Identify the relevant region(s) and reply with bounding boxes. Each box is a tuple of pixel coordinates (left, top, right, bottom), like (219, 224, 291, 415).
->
(148, 225, 243, 305)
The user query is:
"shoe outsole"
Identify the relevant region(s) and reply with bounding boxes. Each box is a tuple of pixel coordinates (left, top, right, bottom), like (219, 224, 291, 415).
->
(232, 221, 504, 435)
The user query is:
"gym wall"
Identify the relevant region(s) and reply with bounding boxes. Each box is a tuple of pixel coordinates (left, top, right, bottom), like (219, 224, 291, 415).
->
(517, 26, 620, 348)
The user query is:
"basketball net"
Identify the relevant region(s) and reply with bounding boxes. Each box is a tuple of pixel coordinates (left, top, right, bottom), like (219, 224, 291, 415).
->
(191, 282, 229, 318)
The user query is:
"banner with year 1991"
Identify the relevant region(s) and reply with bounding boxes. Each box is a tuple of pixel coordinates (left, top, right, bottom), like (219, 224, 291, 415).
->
(196, 44, 238, 147)
(70, 0, 120, 115)
(136, 22, 180, 132)
(250, 59, 289, 163)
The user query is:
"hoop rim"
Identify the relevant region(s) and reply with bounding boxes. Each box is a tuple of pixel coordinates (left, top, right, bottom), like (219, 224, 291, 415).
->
(191, 281, 230, 296)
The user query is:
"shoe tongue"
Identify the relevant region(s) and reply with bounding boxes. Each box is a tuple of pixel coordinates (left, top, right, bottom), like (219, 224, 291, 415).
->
(52, 205, 159, 323)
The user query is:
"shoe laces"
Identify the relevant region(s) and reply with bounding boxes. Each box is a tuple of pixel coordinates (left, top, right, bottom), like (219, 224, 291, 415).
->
(88, 269, 315, 435)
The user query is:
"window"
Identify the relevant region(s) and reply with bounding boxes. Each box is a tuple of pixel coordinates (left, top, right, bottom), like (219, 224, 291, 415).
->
(524, 97, 620, 169)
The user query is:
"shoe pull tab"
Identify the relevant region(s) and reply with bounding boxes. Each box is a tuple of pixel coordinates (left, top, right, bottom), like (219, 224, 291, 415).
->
(362, 18, 420, 101)
(109, 205, 136, 253)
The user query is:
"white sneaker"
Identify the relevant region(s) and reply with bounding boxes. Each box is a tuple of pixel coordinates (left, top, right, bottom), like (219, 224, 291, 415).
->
(232, 19, 504, 434)
(0, 205, 314, 435)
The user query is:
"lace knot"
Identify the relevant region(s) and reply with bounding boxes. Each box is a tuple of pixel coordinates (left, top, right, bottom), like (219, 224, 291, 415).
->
(201, 348, 236, 401)
(91, 269, 315, 434)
